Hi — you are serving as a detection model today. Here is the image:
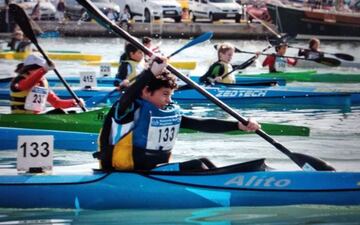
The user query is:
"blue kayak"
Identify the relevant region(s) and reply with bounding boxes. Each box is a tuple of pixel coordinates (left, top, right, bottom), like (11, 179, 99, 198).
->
(0, 76, 286, 89)
(0, 127, 98, 151)
(0, 86, 352, 108)
(0, 159, 359, 209)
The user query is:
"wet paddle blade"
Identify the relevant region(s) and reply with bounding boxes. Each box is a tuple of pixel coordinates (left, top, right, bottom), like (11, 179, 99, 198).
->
(291, 153, 336, 171)
(168, 32, 213, 58)
(333, 53, 354, 61)
(314, 57, 341, 67)
(268, 33, 297, 46)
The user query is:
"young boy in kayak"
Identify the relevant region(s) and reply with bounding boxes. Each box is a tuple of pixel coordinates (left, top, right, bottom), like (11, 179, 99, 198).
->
(298, 38, 324, 60)
(96, 56, 260, 171)
(262, 43, 297, 73)
(10, 53, 84, 114)
(199, 42, 236, 85)
(114, 43, 145, 88)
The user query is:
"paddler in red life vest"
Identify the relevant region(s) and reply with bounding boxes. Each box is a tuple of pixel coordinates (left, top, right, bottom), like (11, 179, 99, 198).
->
(114, 43, 145, 88)
(96, 56, 261, 172)
(262, 43, 297, 73)
(10, 53, 85, 114)
(298, 37, 324, 60)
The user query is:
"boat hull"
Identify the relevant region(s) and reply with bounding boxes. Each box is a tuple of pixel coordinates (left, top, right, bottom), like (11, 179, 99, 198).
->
(267, 3, 360, 37)
(0, 127, 98, 151)
(240, 71, 360, 83)
(0, 51, 102, 61)
(0, 108, 310, 136)
(0, 76, 286, 89)
(0, 168, 359, 209)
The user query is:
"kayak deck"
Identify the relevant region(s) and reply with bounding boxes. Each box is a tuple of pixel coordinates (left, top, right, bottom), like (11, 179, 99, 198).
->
(0, 159, 360, 209)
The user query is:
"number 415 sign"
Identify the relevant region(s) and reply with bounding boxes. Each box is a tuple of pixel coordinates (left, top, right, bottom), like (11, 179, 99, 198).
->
(17, 135, 54, 172)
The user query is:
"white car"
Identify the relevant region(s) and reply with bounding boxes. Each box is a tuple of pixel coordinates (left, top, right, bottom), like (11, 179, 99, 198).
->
(117, 0, 183, 23)
(189, 0, 242, 22)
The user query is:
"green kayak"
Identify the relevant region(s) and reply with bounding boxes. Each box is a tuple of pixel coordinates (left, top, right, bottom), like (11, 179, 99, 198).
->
(0, 108, 310, 136)
(239, 70, 360, 83)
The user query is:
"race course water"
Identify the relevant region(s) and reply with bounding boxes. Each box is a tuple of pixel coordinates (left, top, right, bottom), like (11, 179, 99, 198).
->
(0, 37, 360, 224)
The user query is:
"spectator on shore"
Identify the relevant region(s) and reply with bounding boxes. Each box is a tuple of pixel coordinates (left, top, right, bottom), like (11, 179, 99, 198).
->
(120, 7, 131, 31)
(56, 0, 65, 22)
(31, 0, 41, 21)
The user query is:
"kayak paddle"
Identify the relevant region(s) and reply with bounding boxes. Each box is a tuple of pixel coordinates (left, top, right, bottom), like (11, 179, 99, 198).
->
(86, 32, 214, 107)
(76, 0, 335, 171)
(9, 4, 87, 112)
(167, 32, 213, 58)
(236, 49, 341, 67)
(286, 45, 354, 62)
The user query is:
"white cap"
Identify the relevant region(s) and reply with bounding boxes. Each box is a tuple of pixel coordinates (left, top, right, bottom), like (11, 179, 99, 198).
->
(23, 53, 47, 67)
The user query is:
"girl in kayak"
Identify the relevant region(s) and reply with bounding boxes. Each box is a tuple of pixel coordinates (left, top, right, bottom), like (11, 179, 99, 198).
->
(199, 42, 236, 85)
(262, 43, 297, 73)
(114, 43, 145, 88)
(10, 53, 84, 114)
(298, 38, 324, 60)
(96, 56, 260, 171)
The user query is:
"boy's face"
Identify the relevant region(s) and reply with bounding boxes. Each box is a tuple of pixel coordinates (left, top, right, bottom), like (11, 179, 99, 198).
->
(130, 50, 144, 62)
(219, 49, 234, 63)
(277, 46, 287, 55)
(142, 87, 174, 109)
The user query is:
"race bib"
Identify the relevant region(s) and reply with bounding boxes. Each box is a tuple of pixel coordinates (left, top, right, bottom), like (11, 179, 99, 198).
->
(146, 116, 181, 150)
(275, 58, 286, 72)
(24, 86, 48, 112)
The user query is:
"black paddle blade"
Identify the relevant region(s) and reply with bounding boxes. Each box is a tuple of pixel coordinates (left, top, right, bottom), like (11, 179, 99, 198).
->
(334, 53, 354, 61)
(314, 57, 341, 67)
(291, 153, 336, 171)
(9, 4, 41, 44)
(268, 33, 297, 46)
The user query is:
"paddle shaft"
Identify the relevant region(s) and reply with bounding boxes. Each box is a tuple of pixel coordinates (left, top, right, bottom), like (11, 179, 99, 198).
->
(238, 50, 340, 66)
(75, 0, 318, 170)
(287, 45, 354, 61)
(9, 4, 87, 112)
(247, 11, 281, 39)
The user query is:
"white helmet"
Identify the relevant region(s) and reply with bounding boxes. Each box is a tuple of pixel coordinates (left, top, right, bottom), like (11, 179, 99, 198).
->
(23, 53, 47, 68)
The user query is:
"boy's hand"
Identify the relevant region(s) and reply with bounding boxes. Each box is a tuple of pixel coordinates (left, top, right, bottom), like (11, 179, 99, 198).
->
(238, 117, 261, 131)
(149, 55, 168, 76)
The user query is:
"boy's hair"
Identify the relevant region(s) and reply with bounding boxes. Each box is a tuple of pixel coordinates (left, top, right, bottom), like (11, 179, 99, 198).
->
(147, 70, 177, 93)
(217, 43, 234, 58)
(125, 43, 140, 58)
(308, 38, 320, 50)
(275, 43, 288, 52)
(142, 36, 152, 45)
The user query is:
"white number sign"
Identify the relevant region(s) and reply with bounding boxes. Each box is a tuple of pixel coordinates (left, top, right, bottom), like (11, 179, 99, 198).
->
(17, 135, 54, 172)
(80, 71, 97, 89)
(100, 63, 111, 77)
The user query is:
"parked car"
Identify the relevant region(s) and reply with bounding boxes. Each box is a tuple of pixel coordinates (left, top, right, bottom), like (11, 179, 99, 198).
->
(64, 0, 120, 21)
(189, 0, 243, 23)
(117, 0, 183, 23)
(14, 0, 56, 20)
